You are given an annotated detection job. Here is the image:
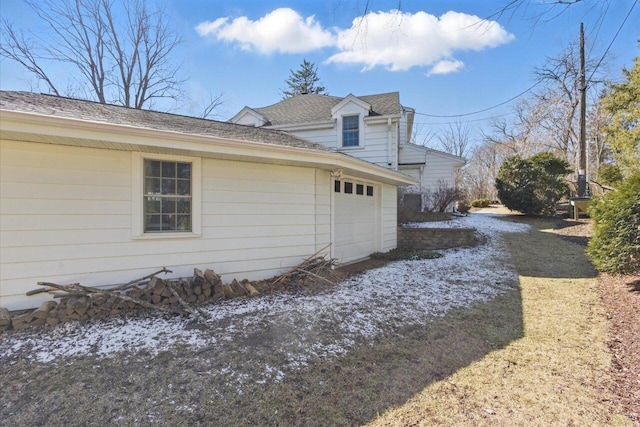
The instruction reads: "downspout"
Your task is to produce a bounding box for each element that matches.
[387,117,392,168]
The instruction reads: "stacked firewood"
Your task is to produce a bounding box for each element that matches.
[0,308,11,332]
[3,252,336,331]
[10,268,241,330]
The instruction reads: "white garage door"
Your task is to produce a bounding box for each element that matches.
[334,179,379,263]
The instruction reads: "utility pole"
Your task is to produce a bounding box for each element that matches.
[578,22,588,197]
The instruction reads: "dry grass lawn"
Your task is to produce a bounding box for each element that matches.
[367,216,631,426]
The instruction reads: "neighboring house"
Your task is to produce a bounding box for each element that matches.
[0,91,416,310]
[230,92,465,211]
[397,143,466,211]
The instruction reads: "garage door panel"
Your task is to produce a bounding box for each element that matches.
[334,180,379,263]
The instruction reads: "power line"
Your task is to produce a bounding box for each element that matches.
[587,0,637,83]
[413,111,516,126]
[414,80,542,118]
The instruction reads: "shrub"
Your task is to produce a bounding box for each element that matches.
[597,164,623,187]
[471,198,490,208]
[423,180,463,212]
[457,199,471,213]
[495,152,571,215]
[587,173,640,274]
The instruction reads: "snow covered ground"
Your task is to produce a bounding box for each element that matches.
[0,212,529,385]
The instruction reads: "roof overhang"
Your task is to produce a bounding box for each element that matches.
[0,109,417,186]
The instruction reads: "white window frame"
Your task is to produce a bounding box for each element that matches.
[341,115,360,147]
[337,114,365,150]
[132,152,202,239]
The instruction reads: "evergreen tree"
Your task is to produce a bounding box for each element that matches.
[601,55,639,177]
[282,59,327,98]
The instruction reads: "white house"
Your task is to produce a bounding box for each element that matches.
[0,91,416,310]
[230,92,465,210]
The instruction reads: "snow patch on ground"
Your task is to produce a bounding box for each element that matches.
[1,212,529,386]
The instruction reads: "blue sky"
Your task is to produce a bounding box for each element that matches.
[1,0,638,146]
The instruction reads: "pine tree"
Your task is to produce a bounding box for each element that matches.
[601,55,640,177]
[282,59,327,98]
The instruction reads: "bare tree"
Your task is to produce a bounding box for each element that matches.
[532,39,607,172]
[490,1,610,27]
[1,0,184,109]
[436,121,472,159]
[199,91,226,120]
[586,94,613,178]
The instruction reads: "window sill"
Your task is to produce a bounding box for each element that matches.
[132,232,202,241]
[339,145,365,151]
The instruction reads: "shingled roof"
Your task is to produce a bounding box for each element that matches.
[0,91,332,152]
[253,92,402,126]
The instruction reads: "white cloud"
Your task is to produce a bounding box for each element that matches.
[195,8,334,54]
[196,8,514,75]
[427,59,464,76]
[326,10,514,73]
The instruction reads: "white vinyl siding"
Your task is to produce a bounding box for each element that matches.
[287,121,391,168]
[0,140,331,310]
[314,169,331,254]
[422,152,457,188]
[381,183,398,252]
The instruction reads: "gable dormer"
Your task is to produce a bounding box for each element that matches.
[229,107,268,127]
[331,94,371,149]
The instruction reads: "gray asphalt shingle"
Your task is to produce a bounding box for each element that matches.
[0,91,333,152]
[254,92,402,126]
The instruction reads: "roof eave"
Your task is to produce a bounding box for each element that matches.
[0,109,416,186]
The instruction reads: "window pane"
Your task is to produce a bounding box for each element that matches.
[176,215,191,231]
[162,214,176,231]
[161,162,176,178]
[334,180,341,193]
[343,131,359,147]
[177,163,191,179]
[367,185,374,196]
[343,116,358,130]
[177,179,191,195]
[143,159,193,233]
[161,178,176,194]
[145,214,161,232]
[144,160,161,178]
[356,184,364,195]
[177,198,191,214]
[162,198,176,214]
[344,182,353,194]
[144,197,161,214]
[144,177,160,194]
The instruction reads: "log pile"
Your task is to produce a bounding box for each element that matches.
[0,308,11,332]
[2,254,337,332]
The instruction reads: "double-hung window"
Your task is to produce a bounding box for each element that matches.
[133,153,201,238]
[342,115,359,147]
[143,159,192,232]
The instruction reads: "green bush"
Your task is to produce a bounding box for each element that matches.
[587,173,640,274]
[597,164,623,187]
[495,152,571,215]
[471,198,490,208]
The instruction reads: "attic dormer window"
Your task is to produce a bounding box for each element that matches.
[342,115,359,147]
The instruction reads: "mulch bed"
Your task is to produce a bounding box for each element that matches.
[552,215,640,423]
